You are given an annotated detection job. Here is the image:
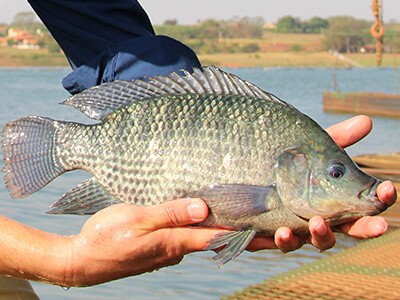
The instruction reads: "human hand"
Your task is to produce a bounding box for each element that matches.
[246,115,397,253]
[64,198,219,286]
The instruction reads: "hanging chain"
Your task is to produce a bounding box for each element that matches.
[370,0,384,65]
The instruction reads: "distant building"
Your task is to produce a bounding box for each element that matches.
[2,28,40,49]
[263,22,276,30]
[0,38,8,47]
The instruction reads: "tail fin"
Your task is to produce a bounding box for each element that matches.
[2,116,66,198]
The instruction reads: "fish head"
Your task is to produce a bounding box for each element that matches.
[276,144,387,225]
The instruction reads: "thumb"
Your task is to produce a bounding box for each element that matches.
[146,198,209,229]
[325,115,372,148]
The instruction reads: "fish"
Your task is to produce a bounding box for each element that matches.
[2,66,387,265]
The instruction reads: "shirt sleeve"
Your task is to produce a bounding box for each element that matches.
[28,0,201,94]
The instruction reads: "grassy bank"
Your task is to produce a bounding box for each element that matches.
[0,48,68,67]
[0,32,398,68]
[199,52,400,68]
[199,52,337,67]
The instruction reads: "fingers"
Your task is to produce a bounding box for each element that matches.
[273,217,336,253]
[153,226,227,255]
[146,198,209,230]
[377,180,397,207]
[274,227,301,253]
[245,236,278,251]
[325,115,372,148]
[337,216,388,239]
[336,181,396,239]
[274,179,396,251]
[83,199,209,233]
[249,219,337,253]
[338,182,394,239]
[309,216,335,251]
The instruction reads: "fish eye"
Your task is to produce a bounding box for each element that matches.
[328,162,346,179]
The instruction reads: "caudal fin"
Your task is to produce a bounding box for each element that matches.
[2,116,66,198]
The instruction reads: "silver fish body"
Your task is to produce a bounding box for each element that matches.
[2,67,386,265]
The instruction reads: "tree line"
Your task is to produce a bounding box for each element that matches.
[3,12,400,54]
[156,15,400,54]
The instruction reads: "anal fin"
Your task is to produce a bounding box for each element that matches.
[47,177,122,215]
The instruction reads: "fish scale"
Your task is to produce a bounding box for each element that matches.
[57,94,276,207]
[2,66,386,265]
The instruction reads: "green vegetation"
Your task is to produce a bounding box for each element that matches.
[155,17,264,40]
[276,16,329,33]
[154,17,264,54]
[154,16,399,55]
[1,12,399,67]
[324,17,372,53]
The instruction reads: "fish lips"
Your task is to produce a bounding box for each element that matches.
[358,179,387,213]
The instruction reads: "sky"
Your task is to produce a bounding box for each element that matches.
[0,0,399,25]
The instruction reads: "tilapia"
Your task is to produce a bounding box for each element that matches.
[2,66,387,265]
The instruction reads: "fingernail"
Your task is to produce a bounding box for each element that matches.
[187,199,207,222]
[311,218,327,236]
[280,231,291,242]
[317,220,327,236]
[369,218,388,236]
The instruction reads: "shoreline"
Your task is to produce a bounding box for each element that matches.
[0,48,398,68]
[198,52,400,68]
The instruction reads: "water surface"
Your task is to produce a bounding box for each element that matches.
[0,67,399,299]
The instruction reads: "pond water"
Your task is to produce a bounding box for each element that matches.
[0,67,399,299]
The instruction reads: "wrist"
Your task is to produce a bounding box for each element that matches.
[48,234,87,287]
[23,233,77,286]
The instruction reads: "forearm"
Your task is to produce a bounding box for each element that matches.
[0,215,73,285]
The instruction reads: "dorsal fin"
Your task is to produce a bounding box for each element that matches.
[62,66,288,120]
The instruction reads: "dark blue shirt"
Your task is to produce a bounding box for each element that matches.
[28,0,201,94]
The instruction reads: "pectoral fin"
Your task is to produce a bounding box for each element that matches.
[188,184,279,218]
[191,184,279,265]
[47,177,123,215]
[205,229,257,266]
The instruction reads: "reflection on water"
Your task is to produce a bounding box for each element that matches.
[0,67,399,299]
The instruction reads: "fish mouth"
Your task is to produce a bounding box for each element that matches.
[358,179,387,213]
[324,179,387,226]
